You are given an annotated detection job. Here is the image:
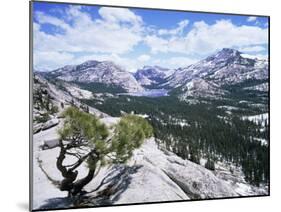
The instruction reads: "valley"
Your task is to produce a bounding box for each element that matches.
[32,48,269,210]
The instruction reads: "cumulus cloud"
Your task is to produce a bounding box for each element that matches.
[144,35,169,54]
[158,19,189,35]
[137,54,151,62]
[58,7,140,53]
[34,51,74,71]
[145,19,268,55]
[98,7,143,25]
[33,5,268,71]
[239,45,266,53]
[152,56,198,69]
[35,12,71,31]
[144,35,187,54]
[247,16,257,22]
[185,20,267,53]
[34,6,144,70]
[241,53,268,60]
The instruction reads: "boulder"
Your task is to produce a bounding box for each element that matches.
[33,123,43,134]
[41,138,60,150]
[42,118,60,131]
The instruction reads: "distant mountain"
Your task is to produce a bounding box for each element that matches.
[42,60,144,93]
[165,48,268,99]
[134,66,175,88]
[38,48,268,99]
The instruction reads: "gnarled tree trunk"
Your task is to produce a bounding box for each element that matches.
[56,140,97,196]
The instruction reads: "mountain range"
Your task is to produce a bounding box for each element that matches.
[38,48,268,99]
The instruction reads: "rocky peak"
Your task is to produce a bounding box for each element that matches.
[219,48,241,56]
[76,60,100,70]
[205,48,242,63]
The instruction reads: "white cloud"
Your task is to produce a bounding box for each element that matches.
[185,20,268,54]
[137,54,151,62]
[98,7,143,26]
[145,19,268,55]
[153,57,198,69]
[35,11,71,31]
[158,19,189,35]
[34,6,143,68]
[144,35,187,54]
[239,45,266,52]
[178,20,190,29]
[34,6,268,71]
[144,35,169,54]
[247,16,257,22]
[34,51,74,71]
[167,57,198,67]
[241,53,268,60]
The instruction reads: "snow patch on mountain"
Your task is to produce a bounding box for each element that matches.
[242,113,268,126]
[179,78,227,99]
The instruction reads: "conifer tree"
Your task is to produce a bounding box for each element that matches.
[56,107,153,197]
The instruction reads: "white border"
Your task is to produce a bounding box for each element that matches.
[1,0,280,212]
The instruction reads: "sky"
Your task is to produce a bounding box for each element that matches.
[33,2,269,72]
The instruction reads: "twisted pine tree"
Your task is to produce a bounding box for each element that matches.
[56,107,153,197]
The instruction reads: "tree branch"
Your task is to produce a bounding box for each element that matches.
[69,150,97,171]
[65,151,82,160]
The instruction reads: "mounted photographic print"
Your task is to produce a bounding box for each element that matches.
[30,0,270,211]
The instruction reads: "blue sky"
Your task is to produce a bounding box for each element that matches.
[33,2,269,72]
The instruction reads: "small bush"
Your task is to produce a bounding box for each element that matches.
[205,158,215,171]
